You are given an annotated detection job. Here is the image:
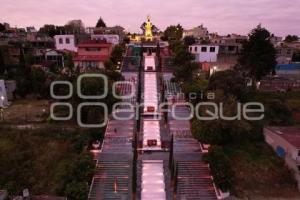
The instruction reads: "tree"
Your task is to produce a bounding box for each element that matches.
[173,48,194,66]
[204,146,233,192]
[163,24,183,41]
[96,17,107,28]
[0,23,5,32]
[292,50,300,62]
[65,19,85,34]
[173,62,198,82]
[238,25,277,82]
[191,91,256,145]
[265,99,294,126]
[65,53,75,70]
[0,46,10,74]
[39,24,59,37]
[181,79,208,103]
[56,151,95,198]
[110,45,125,65]
[208,70,249,102]
[65,182,89,200]
[284,35,299,43]
[30,68,47,96]
[183,36,196,46]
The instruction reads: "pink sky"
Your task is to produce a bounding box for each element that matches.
[0,0,299,36]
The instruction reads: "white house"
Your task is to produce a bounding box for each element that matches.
[54,35,78,52]
[91,34,120,45]
[0,80,8,108]
[189,44,219,62]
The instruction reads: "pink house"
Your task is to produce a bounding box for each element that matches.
[74,40,112,70]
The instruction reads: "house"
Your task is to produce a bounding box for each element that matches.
[93,26,125,41]
[220,34,247,44]
[54,35,78,52]
[183,25,209,40]
[286,41,300,51]
[189,44,219,62]
[264,127,300,191]
[73,40,112,70]
[31,48,65,71]
[276,46,294,64]
[270,35,283,47]
[26,26,37,33]
[91,34,120,45]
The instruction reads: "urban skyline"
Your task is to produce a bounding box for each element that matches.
[1,0,300,36]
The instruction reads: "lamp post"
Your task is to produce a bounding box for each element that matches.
[0,96,5,121]
[210,66,218,76]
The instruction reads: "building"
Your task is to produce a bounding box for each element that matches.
[264,127,300,191]
[91,34,120,45]
[259,76,300,92]
[29,48,65,71]
[286,41,300,50]
[218,43,242,55]
[189,44,219,62]
[26,26,37,33]
[270,35,283,47]
[54,35,78,52]
[276,46,294,64]
[275,63,300,77]
[93,26,125,41]
[73,40,112,70]
[183,25,209,40]
[220,34,247,44]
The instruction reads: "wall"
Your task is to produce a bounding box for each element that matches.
[91,34,120,45]
[77,46,111,56]
[189,45,219,62]
[264,128,300,191]
[54,35,77,52]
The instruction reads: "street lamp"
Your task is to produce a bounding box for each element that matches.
[0,96,5,121]
[213,66,217,72]
[210,66,218,76]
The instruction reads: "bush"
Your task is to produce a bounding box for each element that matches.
[204,146,233,192]
[65,182,89,200]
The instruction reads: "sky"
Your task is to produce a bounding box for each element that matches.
[0,0,299,37]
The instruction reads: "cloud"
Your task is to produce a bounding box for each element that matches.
[0,0,299,36]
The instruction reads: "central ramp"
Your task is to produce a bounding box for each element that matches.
[142,119,161,150]
[141,160,166,200]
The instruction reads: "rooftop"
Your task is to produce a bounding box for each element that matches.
[77,40,112,48]
[266,127,300,148]
[276,63,300,71]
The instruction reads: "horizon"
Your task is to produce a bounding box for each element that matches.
[1,0,300,37]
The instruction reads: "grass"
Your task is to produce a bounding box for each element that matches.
[0,127,101,195]
[2,98,49,123]
[224,141,300,198]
